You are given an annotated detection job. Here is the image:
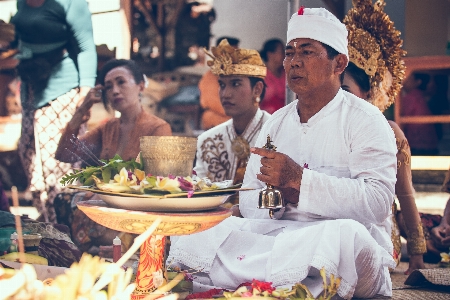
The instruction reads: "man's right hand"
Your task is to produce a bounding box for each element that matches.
[251,147,303,205]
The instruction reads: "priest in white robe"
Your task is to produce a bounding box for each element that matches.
[168,7,397,299]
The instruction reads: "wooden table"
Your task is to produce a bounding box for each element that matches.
[77,200,231,299]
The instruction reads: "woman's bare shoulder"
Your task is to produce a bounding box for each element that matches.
[388,120,406,140]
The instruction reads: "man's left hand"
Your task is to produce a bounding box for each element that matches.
[251,147,303,191]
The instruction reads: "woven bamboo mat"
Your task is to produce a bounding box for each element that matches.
[362,262,450,300]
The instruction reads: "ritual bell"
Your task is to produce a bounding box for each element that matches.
[257,135,284,219]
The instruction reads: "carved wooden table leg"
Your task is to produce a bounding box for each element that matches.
[131,235,166,300]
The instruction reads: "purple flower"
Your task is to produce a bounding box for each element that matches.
[178,177,194,191]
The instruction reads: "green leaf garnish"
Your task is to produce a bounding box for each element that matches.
[60,155,143,186]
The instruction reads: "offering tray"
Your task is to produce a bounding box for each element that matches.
[68,185,249,212]
[77,200,232,299]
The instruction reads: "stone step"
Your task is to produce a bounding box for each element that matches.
[411,156,449,190]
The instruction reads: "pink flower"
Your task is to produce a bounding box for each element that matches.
[178,177,194,191]
[241,291,253,297]
[184,272,194,281]
[303,163,309,169]
[298,6,305,15]
[187,190,194,198]
[192,170,197,176]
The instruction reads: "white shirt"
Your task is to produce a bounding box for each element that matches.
[168,89,397,298]
[240,89,397,253]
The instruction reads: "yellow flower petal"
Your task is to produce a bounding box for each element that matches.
[134,169,145,181]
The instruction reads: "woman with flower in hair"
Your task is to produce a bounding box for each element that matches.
[341,0,426,274]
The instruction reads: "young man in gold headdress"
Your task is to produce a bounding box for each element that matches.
[193,40,271,185]
[169,7,397,299]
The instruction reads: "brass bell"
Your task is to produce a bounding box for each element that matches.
[257,135,284,219]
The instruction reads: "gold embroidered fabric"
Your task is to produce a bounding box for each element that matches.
[231,136,250,185]
[396,137,411,169]
[391,203,401,267]
[205,39,267,78]
[406,224,427,255]
[343,0,406,112]
[200,134,231,182]
[231,136,250,161]
[228,115,265,184]
[198,110,267,183]
[393,135,425,255]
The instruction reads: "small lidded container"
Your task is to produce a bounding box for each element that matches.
[9,232,18,253]
[113,236,122,263]
[22,233,42,254]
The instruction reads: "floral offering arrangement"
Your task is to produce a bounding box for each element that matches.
[0,254,134,300]
[439,248,450,268]
[60,155,236,197]
[185,268,340,300]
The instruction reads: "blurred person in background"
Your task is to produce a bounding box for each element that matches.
[175,0,216,68]
[259,38,286,114]
[401,72,439,155]
[414,168,450,263]
[427,74,449,143]
[11,0,97,223]
[199,36,240,130]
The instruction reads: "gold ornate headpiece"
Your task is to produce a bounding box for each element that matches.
[205,39,266,79]
[344,0,406,111]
